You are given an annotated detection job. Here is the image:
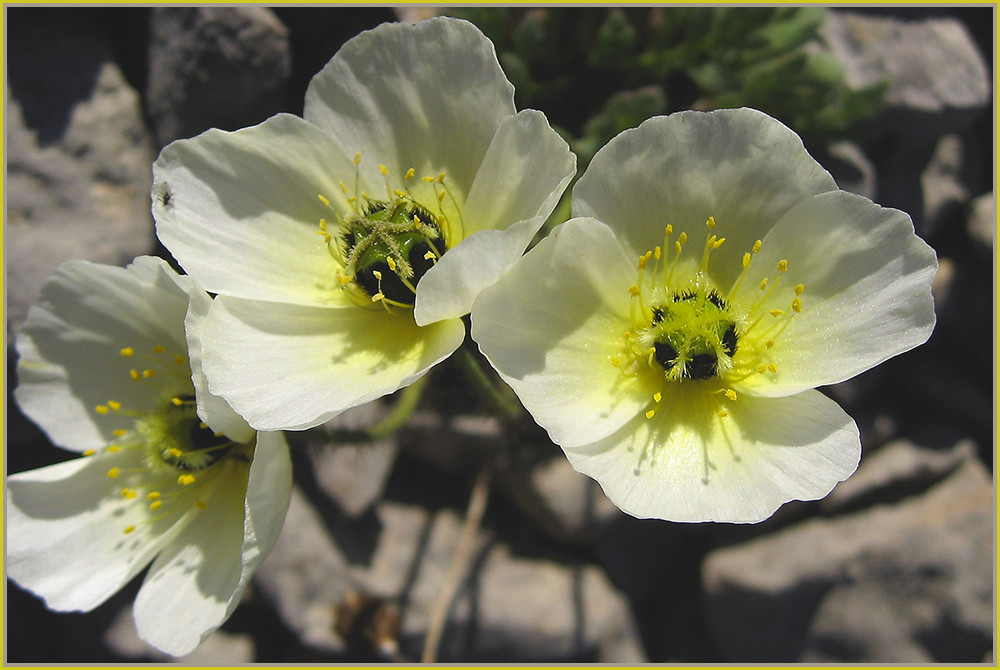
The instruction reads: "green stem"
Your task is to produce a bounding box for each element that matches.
[363,372,429,440]
[456,344,524,423]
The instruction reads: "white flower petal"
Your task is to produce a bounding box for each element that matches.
[564,389,860,523]
[202,295,466,431]
[573,108,838,285]
[153,113,354,307]
[461,109,575,237]
[6,452,185,611]
[473,218,655,446]
[735,190,938,396]
[14,259,191,451]
[304,17,515,196]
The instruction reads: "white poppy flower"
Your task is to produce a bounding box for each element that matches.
[471,108,938,523]
[152,17,575,431]
[7,257,293,656]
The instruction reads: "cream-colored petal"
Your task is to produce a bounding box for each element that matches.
[15,259,192,451]
[573,108,838,287]
[731,190,937,396]
[304,17,515,197]
[153,114,353,307]
[201,296,466,431]
[564,389,860,523]
[473,218,657,446]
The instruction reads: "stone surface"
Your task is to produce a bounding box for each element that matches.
[146,7,291,146]
[5,13,156,340]
[921,134,971,234]
[703,456,993,662]
[966,191,996,254]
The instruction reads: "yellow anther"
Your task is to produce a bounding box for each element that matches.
[645,409,656,419]
[437,190,446,202]
[379,164,388,175]
[83,449,96,456]
[792,298,802,313]
[195,501,208,510]
[678,232,687,244]
[794,284,805,296]
[706,216,716,229]
[149,500,163,511]
[121,488,137,499]
[759,278,769,291]
[318,194,331,207]
[175,356,186,365]
[422,175,434,183]
[95,405,109,415]
[168,447,183,458]
[107,467,120,479]
[654,246,661,260]
[768,363,778,373]
[130,369,140,380]
[766,340,775,349]
[178,474,196,486]
[752,239,762,253]
[770,309,785,318]
[338,274,354,285]
[724,389,738,401]
[107,445,121,453]
[147,491,161,501]
[113,429,128,437]
[142,369,156,378]
[653,392,662,403]
[405,167,415,179]
[171,397,184,406]
[757,365,768,374]
[353,152,361,165]
[674,241,683,254]
[712,237,726,249]
[394,189,407,198]
[361,191,369,201]
[665,224,673,235]
[611,357,621,367]
[436,172,446,183]
[777,259,789,272]
[108,400,121,411]
[718,409,729,418]
[120,347,135,357]
[123,525,136,534]
[339,180,349,194]
[424,251,436,261]
[199,422,208,429]
[628,284,641,297]
[373,270,383,280]
[371,292,385,302]
[386,257,397,271]
[742,252,751,268]
[152,345,165,354]
[638,252,651,270]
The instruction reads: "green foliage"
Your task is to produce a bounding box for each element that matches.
[447,7,887,164]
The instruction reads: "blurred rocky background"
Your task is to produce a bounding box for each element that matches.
[5,6,994,663]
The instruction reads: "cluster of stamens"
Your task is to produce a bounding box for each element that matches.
[317,153,464,312]
[612,216,806,423]
[86,344,248,535]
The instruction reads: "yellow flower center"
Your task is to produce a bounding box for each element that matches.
[612,216,805,422]
[315,153,465,313]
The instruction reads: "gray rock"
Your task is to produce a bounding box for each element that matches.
[966,191,995,254]
[703,455,993,662]
[147,7,291,146]
[6,16,156,341]
[822,141,877,200]
[921,134,971,234]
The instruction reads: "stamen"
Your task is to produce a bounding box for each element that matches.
[120,347,134,357]
[107,467,120,478]
[152,346,165,354]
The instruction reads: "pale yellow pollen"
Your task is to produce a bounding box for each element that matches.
[792,298,802,313]
[653,392,662,403]
[405,168,415,179]
[152,345,165,354]
[379,164,388,175]
[178,474,196,486]
[795,284,805,296]
[95,405,109,415]
[353,152,362,165]
[317,194,331,207]
[130,369,140,381]
[149,500,163,511]
[142,369,156,379]
[628,284,640,297]
[113,429,128,437]
[724,389,738,401]
[147,491,161,501]
[120,347,135,357]
[777,259,789,272]
[108,400,121,411]
[770,309,785,317]
[645,409,656,419]
[752,239,762,253]
[123,525,136,534]
[107,467,120,478]
[386,257,397,271]
[195,501,208,510]
[706,216,716,230]
[759,278,769,291]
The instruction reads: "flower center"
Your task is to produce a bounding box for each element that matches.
[317,154,463,312]
[612,216,806,423]
[88,344,252,536]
